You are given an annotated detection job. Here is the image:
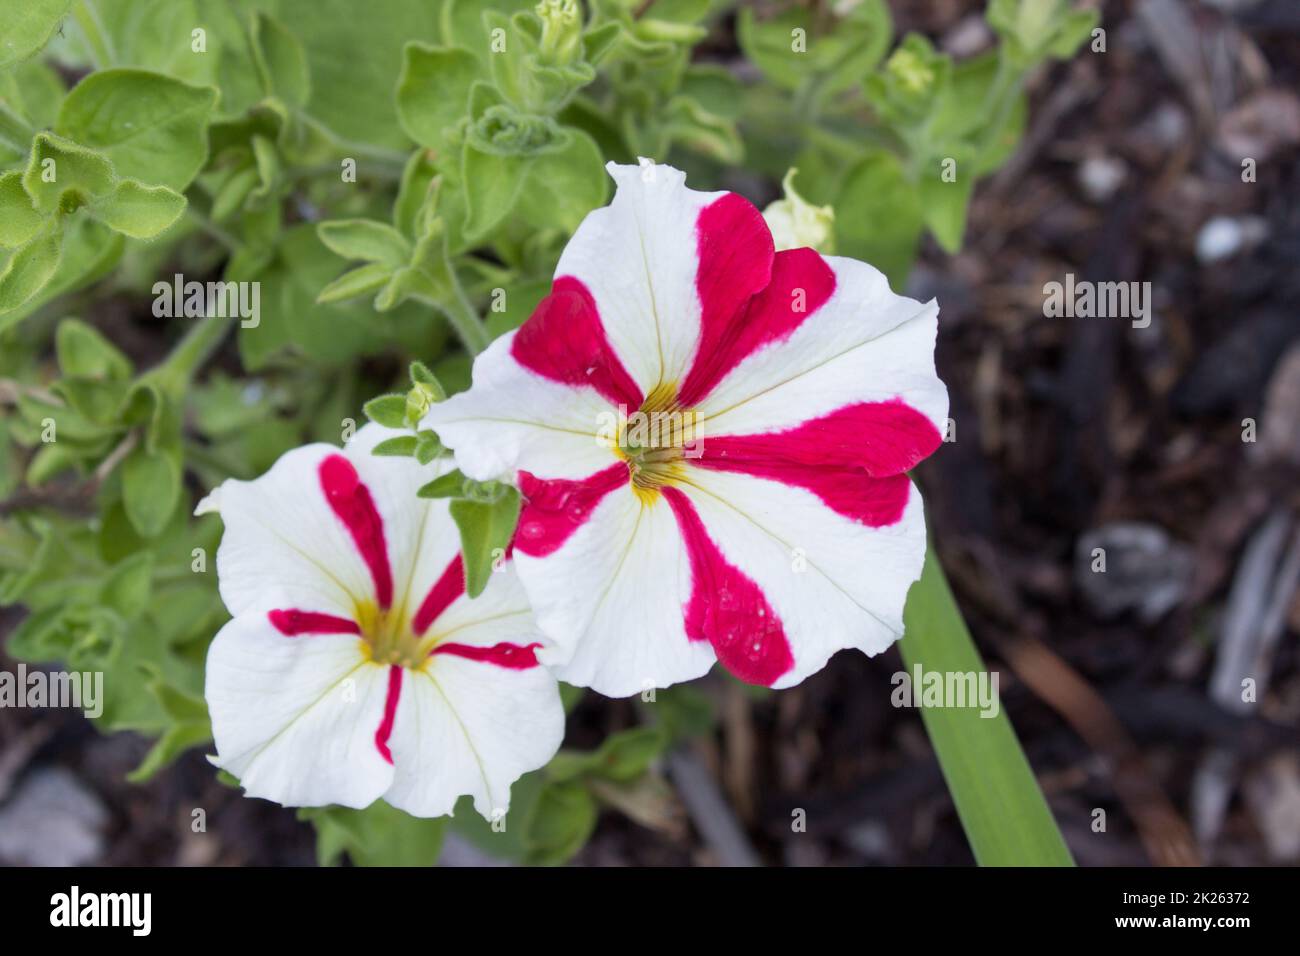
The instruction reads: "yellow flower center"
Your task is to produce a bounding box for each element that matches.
[354,599,428,669]
[615,382,700,504]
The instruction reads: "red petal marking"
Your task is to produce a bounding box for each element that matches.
[267,609,361,636]
[411,555,465,635]
[430,641,543,670]
[695,401,939,526]
[511,275,643,408]
[662,487,794,687]
[374,664,402,765]
[515,462,629,557]
[703,400,943,477]
[678,197,802,407]
[319,454,394,609]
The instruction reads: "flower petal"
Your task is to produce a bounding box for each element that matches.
[514,483,715,697]
[671,467,928,688]
[383,568,563,819]
[678,246,833,407]
[421,332,618,482]
[553,161,773,395]
[693,255,947,441]
[205,613,395,808]
[210,443,377,619]
[208,423,441,618]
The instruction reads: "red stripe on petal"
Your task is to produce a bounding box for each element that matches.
[374,665,402,765]
[511,276,643,408]
[411,555,465,635]
[662,487,793,687]
[430,641,542,670]
[703,400,943,478]
[515,463,629,557]
[267,609,361,636]
[319,454,394,609]
[681,247,832,407]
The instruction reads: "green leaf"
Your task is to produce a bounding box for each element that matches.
[89,179,187,240]
[522,779,598,866]
[900,544,1074,866]
[409,360,446,400]
[300,802,447,866]
[22,133,117,214]
[549,727,669,784]
[0,229,62,315]
[57,69,219,190]
[413,430,443,465]
[441,0,537,62]
[417,469,466,499]
[0,0,71,71]
[210,166,260,222]
[515,127,608,234]
[318,219,412,268]
[274,0,441,149]
[918,162,975,254]
[56,318,133,379]
[834,149,923,289]
[56,0,218,91]
[250,11,311,109]
[363,393,408,428]
[371,435,417,457]
[460,142,525,240]
[988,0,1098,68]
[316,262,393,304]
[126,671,211,783]
[394,149,439,238]
[100,552,154,619]
[396,43,480,152]
[0,171,44,249]
[121,443,181,538]
[0,217,122,333]
[449,486,520,598]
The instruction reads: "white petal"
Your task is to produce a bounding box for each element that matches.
[342,423,465,626]
[205,613,395,808]
[422,558,534,646]
[554,161,731,391]
[211,443,374,619]
[516,486,715,698]
[694,255,947,438]
[676,467,928,688]
[383,649,564,820]
[421,333,618,482]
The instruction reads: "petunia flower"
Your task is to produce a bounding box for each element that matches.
[198,423,564,818]
[423,160,948,697]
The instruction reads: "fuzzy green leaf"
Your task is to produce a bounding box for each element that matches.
[57,69,218,190]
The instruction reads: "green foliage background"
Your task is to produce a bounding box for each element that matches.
[0,0,1094,865]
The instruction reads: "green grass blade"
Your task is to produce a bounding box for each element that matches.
[900,543,1074,866]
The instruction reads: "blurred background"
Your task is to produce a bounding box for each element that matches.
[1,0,1298,866]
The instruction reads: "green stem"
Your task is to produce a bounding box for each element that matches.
[439,259,491,356]
[153,313,235,396]
[185,208,240,252]
[900,542,1074,866]
[295,112,412,171]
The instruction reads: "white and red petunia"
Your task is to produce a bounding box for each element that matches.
[424,161,948,697]
[199,424,563,818]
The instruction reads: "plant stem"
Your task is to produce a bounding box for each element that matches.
[185,209,240,252]
[439,259,491,356]
[153,313,235,396]
[900,541,1074,866]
